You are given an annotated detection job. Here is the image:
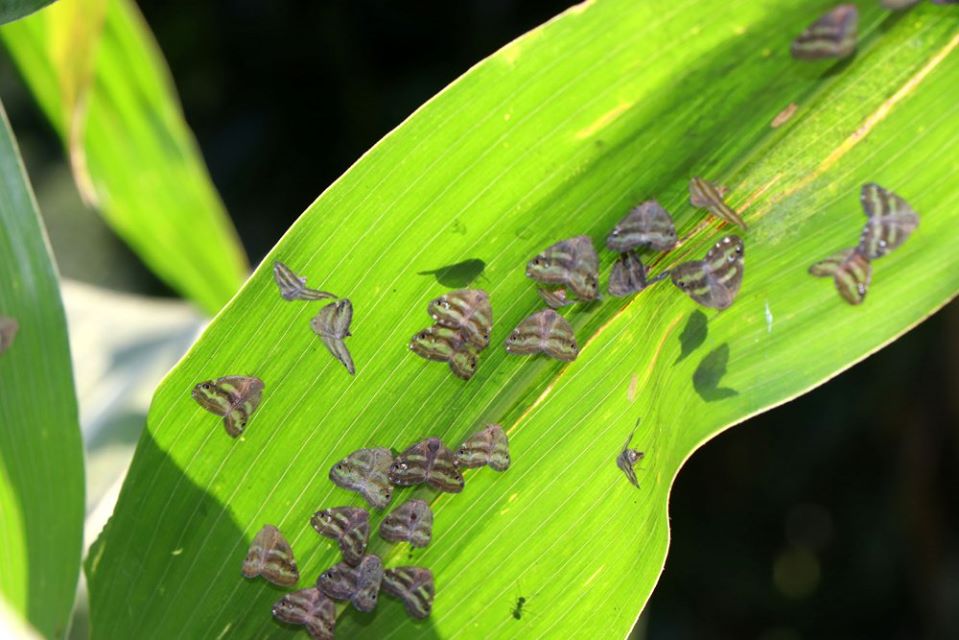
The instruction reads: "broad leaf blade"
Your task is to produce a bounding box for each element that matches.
[0,101,84,639]
[85,1,959,638]
[0,0,55,26]
[1,0,249,314]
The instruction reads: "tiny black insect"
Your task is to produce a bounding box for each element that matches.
[511,596,526,620]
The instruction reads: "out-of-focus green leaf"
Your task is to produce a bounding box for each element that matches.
[84,1,959,638]
[0,100,83,639]
[0,0,56,26]
[1,0,249,314]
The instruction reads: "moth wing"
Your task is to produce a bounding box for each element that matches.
[424,439,465,493]
[351,556,383,612]
[688,178,712,208]
[670,261,713,306]
[703,236,745,308]
[505,311,549,356]
[448,348,478,380]
[790,4,858,60]
[608,252,647,297]
[383,567,434,620]
[616,450,639,487]
[388,440,430,486]
[537,287,573,309]
[273,261,306,300]
[322,336,356,375]
[808,249,855,277]
[834,251,872,305]
[317,563,359,601]
[333,299,353,337]
[296,287,337,301]
[224,409,248,438]
[488,424,511,471]
[542,312,579,361]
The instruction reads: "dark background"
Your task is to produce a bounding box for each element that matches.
[4,1,958,638]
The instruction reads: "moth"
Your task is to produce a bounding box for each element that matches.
[409,325,469,362]
[790,4,858,60]
[329,447,394,509]
[191,375,264,437]
[455,424,510,471]
[379,499,433,548]
[428,289,492,349]
[605,200,677,252]
[448,347,480,381]
[689,177,747,230]
[242,524,299,586]
[809,247,872,305]
[608,251,648,297]
[505,309,579,361]
[272,587,336,640]
[273,261,336,301]
[310,506,369,566]
[311,299,355,375]
[526,235,599,301]
[389,437,465,493]
[409,326,480,381]
[382,566,435,620]
[858,183,919,260]
[616,431,645,487]
[0,316,18,355]
[316,554,384,613]
[669,235,745,310]
[536,287,574,309]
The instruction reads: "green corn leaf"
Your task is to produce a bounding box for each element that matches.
[84,1,959,637]
[0,0,55,26]
[1,0,249,314]
[0,100,84,639]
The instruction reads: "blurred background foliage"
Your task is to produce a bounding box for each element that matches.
[0,1,956,638]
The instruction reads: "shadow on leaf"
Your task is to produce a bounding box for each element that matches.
[418,259,486,288]
[692,343,738,402]
[675,310,708,364]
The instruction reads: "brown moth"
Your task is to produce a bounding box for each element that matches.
[329,447,394,509]
[242,524,299,586]
[608,251,648,297]
[616,431,645,487]
[272,587,336,640]
[0,316,18,355]
[809,247,872,305]
[526,235,599,301]
[389,437,465,493]
[537,287,574,309]
[311,299,355,375]
[428,289,492,349]
[316,554,384,613]
[310,506,369,566]
[858,183,919,260]
[382,566,435,620]
[790,4,858,60]
[273,261,336,301]
[379,499,433,548]
[455,424,510,471]
[670,236,745,310]
[606,200,677,252]
[505,309,579,361]
[689,177,747,230]
[191,375,264,437]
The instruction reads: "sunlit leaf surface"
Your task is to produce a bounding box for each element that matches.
[85,1,959,638]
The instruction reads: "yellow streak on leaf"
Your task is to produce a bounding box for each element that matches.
[574,101,633,139]
[584,565,605,587]
[755,31,959,220]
